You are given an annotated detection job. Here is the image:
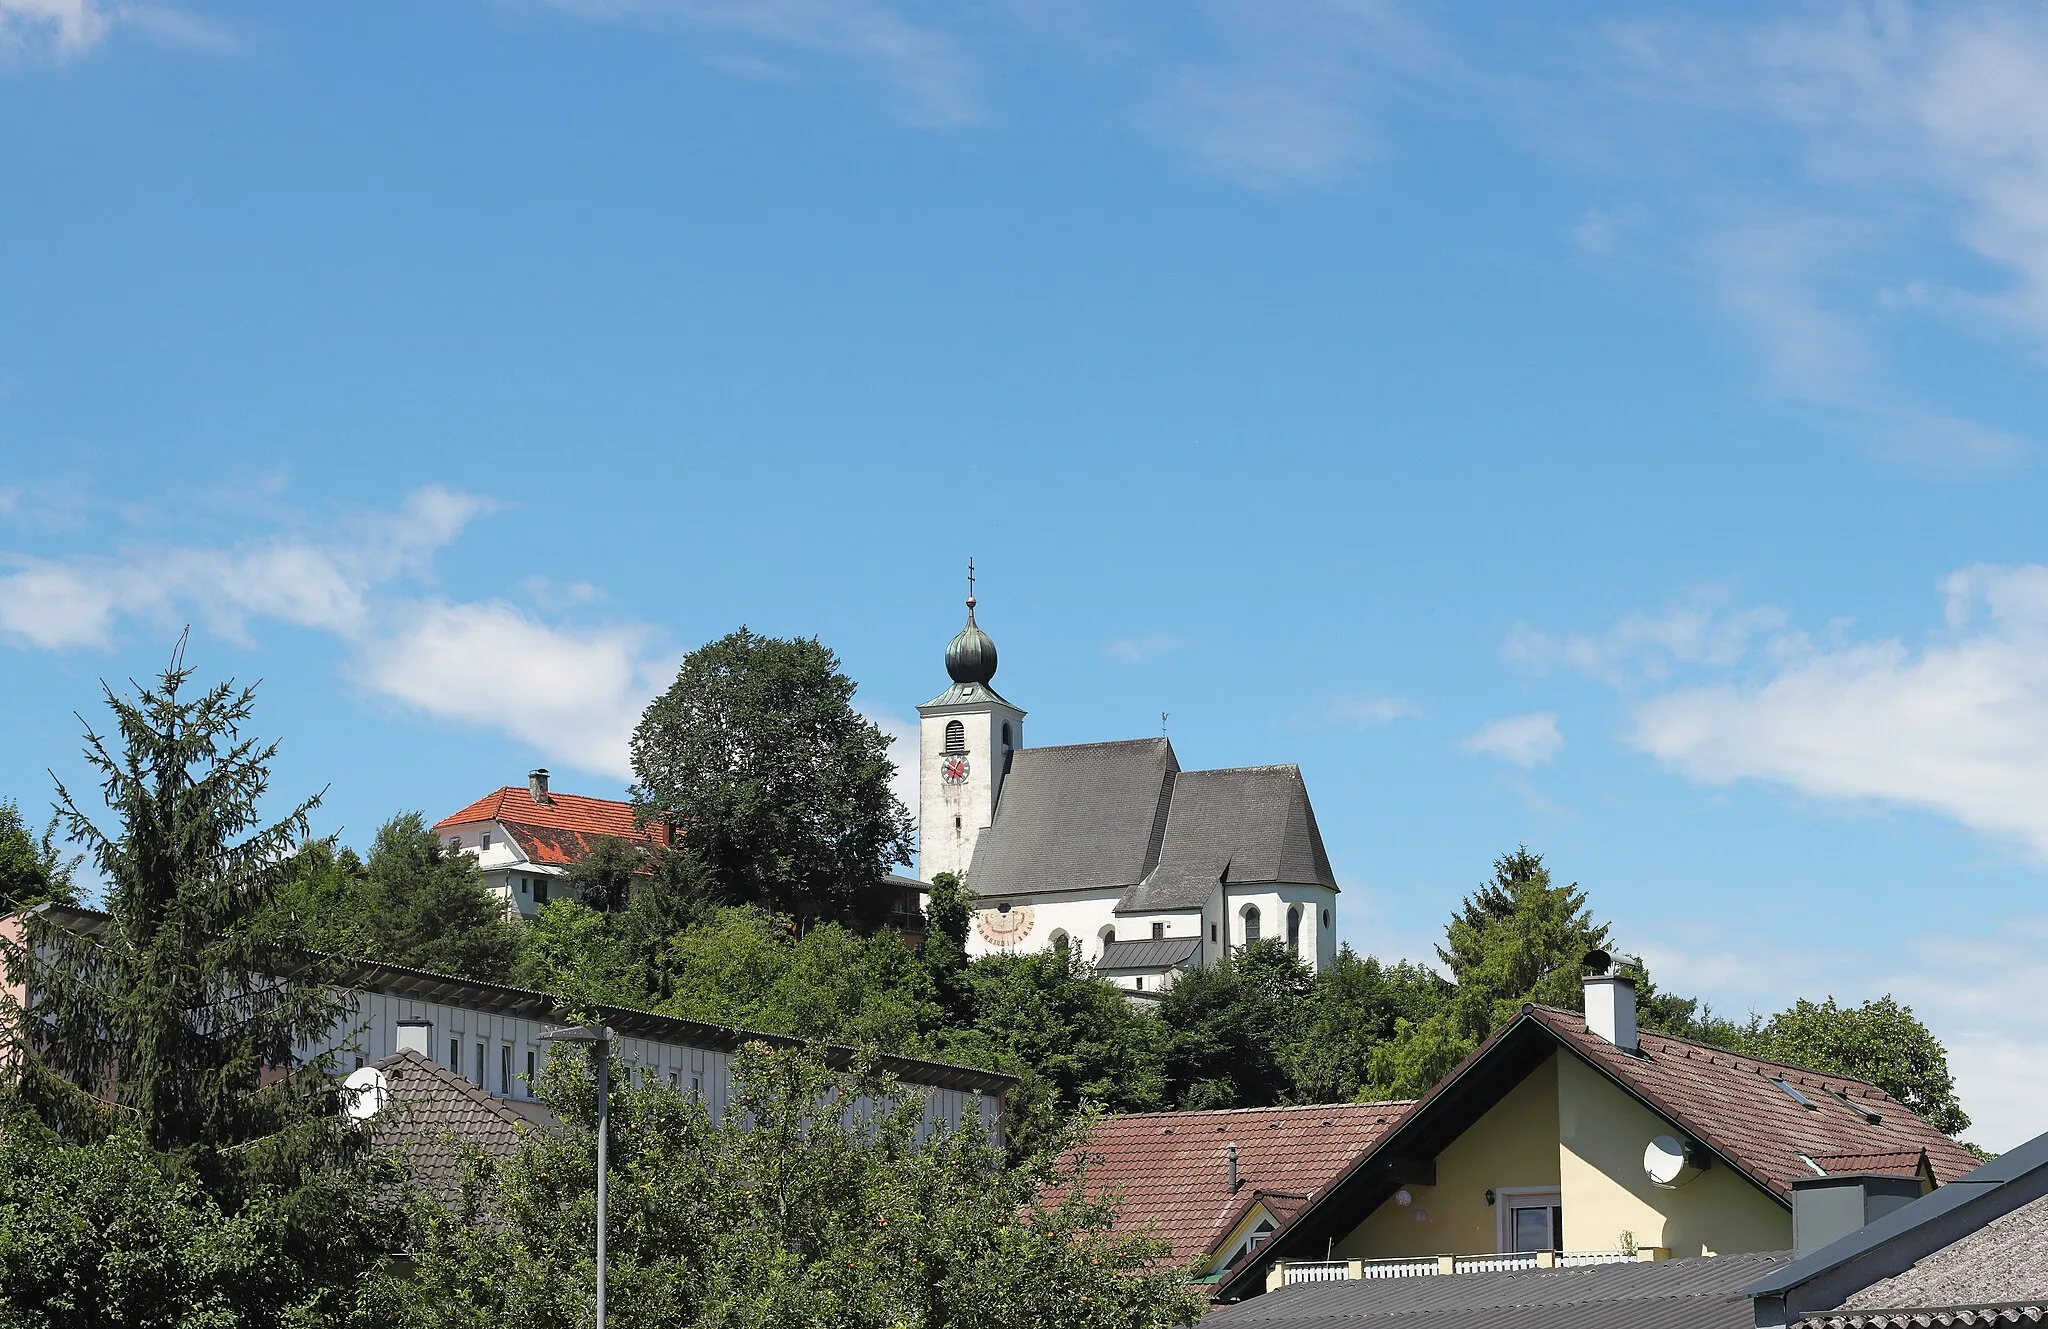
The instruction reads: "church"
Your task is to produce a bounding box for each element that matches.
[917,588,1341,995]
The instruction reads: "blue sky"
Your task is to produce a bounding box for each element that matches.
[6,0,2048,1146]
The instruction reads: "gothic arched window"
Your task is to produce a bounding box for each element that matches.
[1243,906,1261,944]
[944,720,966,754]
[1287,905,1302,956]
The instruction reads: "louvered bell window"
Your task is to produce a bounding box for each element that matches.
[944,720,966,754]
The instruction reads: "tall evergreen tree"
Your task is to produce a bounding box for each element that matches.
[0,797,79,913]
[360,812,519,982]
[629,628,914,925]
[0,644,400,1311]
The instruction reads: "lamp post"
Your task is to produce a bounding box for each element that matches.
[540,1024,614,1329]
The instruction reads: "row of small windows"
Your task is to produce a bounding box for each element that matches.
[1048,905,1332,957]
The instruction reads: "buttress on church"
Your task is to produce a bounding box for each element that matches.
[917,591,1340,996]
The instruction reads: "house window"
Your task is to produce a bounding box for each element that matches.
[1497,1188,1564,1253]
[1135,976,1144,991]
[481,832,492,851]
[499,1045,511,1096]
[1243,906,1261,944]
[449,1037,460,1071]
[1211,922,1218,943]
[518,878,527,895]
[1287,906,1301,955]
[475,1041,486,1087]
[536,878,549,905]
[944,720,966,754]
[526,1048,536,1088]
[1151,921,1166,939]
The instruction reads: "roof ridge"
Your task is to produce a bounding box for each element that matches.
[1526,1004,1896,1097]
[376,1048,533,1129]
[1179,763,1304,777]
[1101,1100,1417,1122]
[1026,737,1174,755]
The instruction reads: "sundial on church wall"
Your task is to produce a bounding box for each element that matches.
[975,902,1034,947]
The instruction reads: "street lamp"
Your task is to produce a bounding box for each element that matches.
[540,1024,614,1329]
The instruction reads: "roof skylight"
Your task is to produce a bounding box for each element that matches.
[1773,1079,1819,1110]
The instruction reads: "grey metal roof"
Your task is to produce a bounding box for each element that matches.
[964,741,1338,910]
[1116,765,1338,913]
[1204,1252,1791,1329]
[1096,936,1202,972]
[965,739,1180,901]
[1749,1125,2048,1320]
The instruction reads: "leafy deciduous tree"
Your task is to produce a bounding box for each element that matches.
[629,628,915,925]
[0,796,78,913]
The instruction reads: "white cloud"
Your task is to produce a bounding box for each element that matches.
[535,0,979,127]
[1329,693,1416,727]
[0,484,492,649]
[1463,711,1562,767]
[0,0,233,60]
[0,0,109,57]
[1131,0,1440,190]
[1636,914,2048,1152]
[1104,634,1181,665]
[1631,564,2048,858]
[353,600,677,779]
[1508,596,1787,686]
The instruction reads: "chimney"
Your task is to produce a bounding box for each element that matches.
[1792,1174,1923,1257]
[1228,1142,1242,1193]
[529,768,552,804]
[1582,949,1639,1053]
[395,1017,432,1059]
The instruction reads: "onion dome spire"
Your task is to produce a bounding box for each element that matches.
[945,558,998,685]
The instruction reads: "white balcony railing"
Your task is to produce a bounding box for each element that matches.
[1272,1249,1650,1290]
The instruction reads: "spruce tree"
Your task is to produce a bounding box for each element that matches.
[0,641,401,1311]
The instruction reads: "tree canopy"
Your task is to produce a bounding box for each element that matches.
[0,797,78,912]
[629,628,915,925]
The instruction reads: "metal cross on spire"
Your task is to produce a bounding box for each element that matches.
[967,556,976,602]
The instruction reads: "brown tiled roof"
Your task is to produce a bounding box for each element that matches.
[1808,1151,1933,1180]
[434,786,672,867]
[1062,1101,1412,1267]
[1524,1006,1982,1201]
[370,1049,554,1205]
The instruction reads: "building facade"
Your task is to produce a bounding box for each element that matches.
[918,592,1341,991]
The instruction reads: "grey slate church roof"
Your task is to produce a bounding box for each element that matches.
[965,737,1339,912]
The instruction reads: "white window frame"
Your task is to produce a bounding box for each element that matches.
[1493,1186,1563,1253]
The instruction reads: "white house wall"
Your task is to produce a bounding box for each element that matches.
[299,987,998,1143]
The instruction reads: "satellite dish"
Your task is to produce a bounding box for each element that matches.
[343,1065,390,1121]
[1644,1134,1703,1188]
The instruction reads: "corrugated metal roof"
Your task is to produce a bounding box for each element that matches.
[1097,936,1203,971]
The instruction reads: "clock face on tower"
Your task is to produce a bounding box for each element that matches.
[941,755,970,785]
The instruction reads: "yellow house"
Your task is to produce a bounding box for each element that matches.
[1215,964,1978,1302]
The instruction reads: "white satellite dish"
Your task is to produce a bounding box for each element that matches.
[1644,1134,1703,1188]
[343,1065,390,1121]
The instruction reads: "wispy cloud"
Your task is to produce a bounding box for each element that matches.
[1507,594,1786,687]
[1627,565,2048,858]
[534,0,980,127]
[1463,711,1562,767]
[1104,633,1181,665]
[1131,0,1442,190]
[0,0,234,61]
[0,487,686,781]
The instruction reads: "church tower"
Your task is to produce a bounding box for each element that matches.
[917,572,1024,883]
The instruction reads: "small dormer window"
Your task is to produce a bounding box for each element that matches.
[944,720,966,755]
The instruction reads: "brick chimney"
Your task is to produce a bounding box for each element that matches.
[528,768,552,804]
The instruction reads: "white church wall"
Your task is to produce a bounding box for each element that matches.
[966,888,1122,961]
[1223,885,1340,974]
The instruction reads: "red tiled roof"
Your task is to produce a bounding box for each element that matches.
[1525,1006,1981,1199]
[1061,1100,1413,1268]
[433,786,671,867]
[370,1049,553,1206]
